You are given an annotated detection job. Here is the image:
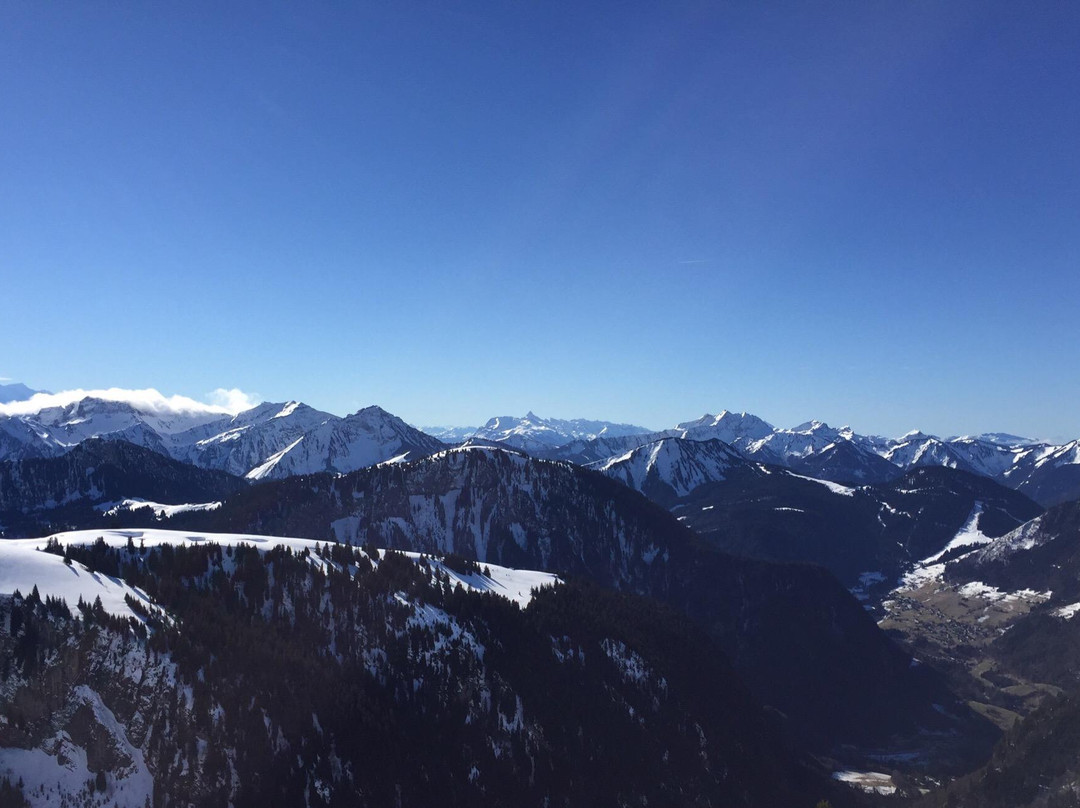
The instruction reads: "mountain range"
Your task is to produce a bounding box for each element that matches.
[428,408,1080,508]
[588,437,1043,594]
[423,412,653,451]
[3,384,1080,804]
[0,394,444,481]
[1,387,1078,508]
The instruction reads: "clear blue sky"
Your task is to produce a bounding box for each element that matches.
[2,1,1078,440]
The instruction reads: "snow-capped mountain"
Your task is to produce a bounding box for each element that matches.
[469,412,651,452]
[1001,440,1080,507]
[0,416,64,462]
[241,405,446,480]
[0,392,445,482]
[545,430,680,464]
[935,500,1080,624]
[0,391,238,462]
[173,402,445,479]
[3,388,1077,505]
[547,411,778,466]
[676,410,776,450]
[587,438,750,502]
[882,431,980,475]
[418,425,479,442]
[174,401,337,476]
[964,432,1045,448]
[943,435,1027,478]
[787,438,899,483]
[584,432,1042,594]
[552,412,1078,506]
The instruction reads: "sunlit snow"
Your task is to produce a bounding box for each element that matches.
[0,528,560,619]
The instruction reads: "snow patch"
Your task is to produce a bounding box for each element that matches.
[921,503,993,565]
[272,401,300,419]
[956,581,1051,604]
[783,471,856,496]
[832,770,896,796]
[245,436,305,480]
[0,686,154,808]
[0,529,562,621]
[97,499,222,519]
[1054,602,1080,620]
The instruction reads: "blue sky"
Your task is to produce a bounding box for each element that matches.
[2,1,1078,440]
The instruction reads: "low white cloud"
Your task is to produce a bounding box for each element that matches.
[208,388,262,413]
[0,387,261,418]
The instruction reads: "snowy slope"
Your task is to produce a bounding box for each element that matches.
[675,411,775,451]
[898,503,998,589]
[0,530,331,620]
[745,420,841,460]
[883,433,977,474]
[240,405,445,479]
[0,538,161,620]
[1002,440,1080,506]
[966,515,1051,565]
[0,392,448,482]
[96,499,223,519]
[588,438,747,499]
[0,390,240,462]
[946,437,1027,478]
[0,528,560,618]
[0,528,562,808]
[176,401,335,476]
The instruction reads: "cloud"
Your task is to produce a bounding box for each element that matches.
[0,376,11,383]
[208,388,261,413]
[0,387,261,418]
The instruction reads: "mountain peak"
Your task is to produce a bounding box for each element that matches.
[352,404,393,418]
[792,420,832,433]
[899,429,932,442]
[676,410,775,441]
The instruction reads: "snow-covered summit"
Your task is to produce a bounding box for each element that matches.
[0,390,444,481]
[589,437,746,499]
[0,391,247,462]
[185,402,444,480]
[471,412,652,452]
[676,410,775,442]
[0,388,253,420]
[897,429,930,442]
